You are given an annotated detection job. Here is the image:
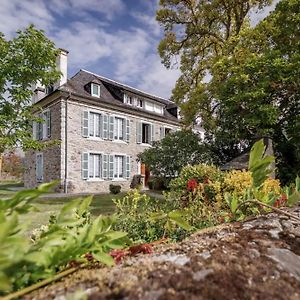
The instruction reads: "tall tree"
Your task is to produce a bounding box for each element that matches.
[0,25,60,154]
[214,0,300,182]
[156,0,272,127]
[138,130,211,181]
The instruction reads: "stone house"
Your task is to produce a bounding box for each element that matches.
[24,50,180,193]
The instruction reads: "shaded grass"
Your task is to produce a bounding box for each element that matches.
[0,180,24,190]
[21,193,126,233]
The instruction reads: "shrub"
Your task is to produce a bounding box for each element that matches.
[223,170,252,196]
[169,164,224,204]
[109,184,121,194]
[148,177,166,190]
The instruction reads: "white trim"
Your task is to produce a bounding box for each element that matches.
[88,152,103,180]
[91,83,100,98]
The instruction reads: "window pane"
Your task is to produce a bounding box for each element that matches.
[92,84,99,96]
[89,113,94,136]
[95,114,100,137]
[114,156,118,177]
[119,119,123,139]
[89,155,94,177]
[119,156,124,177]
[95,155,100,177]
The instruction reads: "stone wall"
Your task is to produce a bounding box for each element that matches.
[24,100,63,191]
[25,98,180,193]
[64,100,179,193]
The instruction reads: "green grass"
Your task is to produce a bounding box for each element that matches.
[21,193,126,233]
[0,180,24,190]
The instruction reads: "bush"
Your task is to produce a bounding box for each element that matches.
[109,184,121,194]
[148,177,166,190]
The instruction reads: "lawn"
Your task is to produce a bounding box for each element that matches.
[20,193,127,233]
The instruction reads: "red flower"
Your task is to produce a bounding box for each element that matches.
[187,179,198,192]
[273,193,287,208]
[109,249,128,264]
[129,243,152,256]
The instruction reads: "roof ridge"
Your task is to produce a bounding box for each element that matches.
[80,69,173,104]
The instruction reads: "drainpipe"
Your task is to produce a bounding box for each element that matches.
[64,93,71,193]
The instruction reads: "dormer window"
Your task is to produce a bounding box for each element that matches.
[136,99,143,108]
[124,94,133,105]
[91,83,100,98]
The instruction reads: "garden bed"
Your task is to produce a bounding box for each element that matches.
[23,205,300,300]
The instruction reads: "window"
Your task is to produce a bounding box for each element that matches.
[89,112,101,138]
[91,83,100,97]
[114,117,124,140]
[82,153,130,180]
[142,123,151,144]
[136,99,143,108]
[88,153,102,179]
[45,85,54,95]
[34,110,51,140]
[36,153,43,182]
[124,94,133,105]
[165,127,172,135]
[145,101,163,115]
[114,155,124,179]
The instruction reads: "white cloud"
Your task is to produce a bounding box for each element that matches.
[0,0,179,98]
[0,0,53,37]
[47,0,125,20]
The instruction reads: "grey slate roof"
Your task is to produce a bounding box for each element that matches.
[58,70,179,123]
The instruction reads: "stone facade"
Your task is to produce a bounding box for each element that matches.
[25,96,180,194]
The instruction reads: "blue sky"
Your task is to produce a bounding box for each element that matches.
[0,0,278,99]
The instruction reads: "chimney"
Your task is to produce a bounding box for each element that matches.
[56,48,68,87]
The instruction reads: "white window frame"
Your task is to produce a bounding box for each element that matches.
[124,94,133,105]
[36,153,43,183]
[114,155,125,179]
[88,152,103,180]
[141,122,151,144]
[136,98,143,108]
[91,83,100,98]
[114,117,124,141]
[89,111,102,138]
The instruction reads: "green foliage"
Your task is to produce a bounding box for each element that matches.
[157,0,300,184]
[113,189,193,242]
[0,25,61,154]
[138,130,211,183]
[109,184,121,194]
[0,183,130,295]
[248,139,275,188]
[169,164,223,195]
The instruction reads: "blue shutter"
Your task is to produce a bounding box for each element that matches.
[136,121,142,144]
[126,156,130,179]
[102,154,108,179]
[109,116,114,140]
[38,114,43,140]
[108,155,114,179]
[82,111,89,137]
[103,114,108,139]
[126,119,130,143]
[82,152,89,179]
